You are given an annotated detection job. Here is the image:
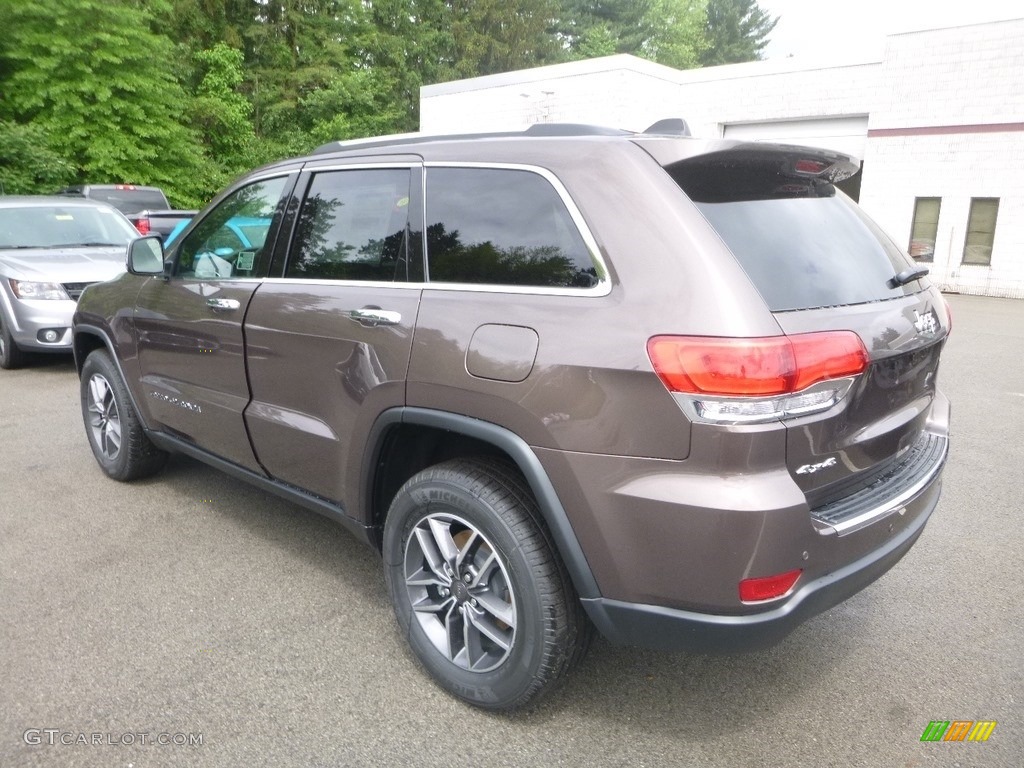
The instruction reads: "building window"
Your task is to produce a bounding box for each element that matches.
[962,198,999,266]
[908,197,940,262]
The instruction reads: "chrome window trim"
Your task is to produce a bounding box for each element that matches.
[422,162,611,297]
[296,162,420,172]
[261,277,423,291]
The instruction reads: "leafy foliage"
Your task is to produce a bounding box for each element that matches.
[0,0,776,205]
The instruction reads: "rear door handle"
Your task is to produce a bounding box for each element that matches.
[207,298,241,312]
[349,308,402,327]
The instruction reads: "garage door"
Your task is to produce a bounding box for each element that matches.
[723,116,869,160]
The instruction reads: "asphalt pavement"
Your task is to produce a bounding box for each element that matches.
[1,293,1021,767]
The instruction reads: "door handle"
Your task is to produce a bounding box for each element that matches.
[207,298,241,312]
[349,308,402,327]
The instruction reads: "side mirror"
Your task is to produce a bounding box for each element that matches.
[127,235,166,276]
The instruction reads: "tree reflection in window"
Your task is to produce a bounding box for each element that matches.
[176,177,285,278]
[288,169,413,282]
[426,168,599,288]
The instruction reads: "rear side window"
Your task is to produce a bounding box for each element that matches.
[425,167,598,289]
[287,169,414,282]
[668,152,917,311]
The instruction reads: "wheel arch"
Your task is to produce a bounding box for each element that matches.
[363,407,601,600]
[73,324,152,432]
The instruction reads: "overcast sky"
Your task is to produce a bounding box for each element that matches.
[757,0,1024,59]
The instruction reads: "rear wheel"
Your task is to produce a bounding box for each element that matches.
[0,316,27,369]
[80,349,168,481]
[383,458,591,710]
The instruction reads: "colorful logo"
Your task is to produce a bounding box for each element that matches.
[920,721,997,742]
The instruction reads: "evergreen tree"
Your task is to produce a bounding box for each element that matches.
[699,0,777,66]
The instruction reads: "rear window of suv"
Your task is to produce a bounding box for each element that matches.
[667,151,917,312]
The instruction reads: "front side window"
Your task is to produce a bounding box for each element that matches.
[908,197,941,262]
[175,177,286,279]
[425,167,599,289]
[286,169,415,282]
[962,198,999,266]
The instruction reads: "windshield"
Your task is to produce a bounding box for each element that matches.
[0,206,139,249]
[667,152,919,311]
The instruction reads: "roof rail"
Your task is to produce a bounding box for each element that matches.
[523,123,632,137]
[311,119,692,155]
[312,122,638,155]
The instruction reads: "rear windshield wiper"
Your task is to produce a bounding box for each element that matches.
[889,266,929,288]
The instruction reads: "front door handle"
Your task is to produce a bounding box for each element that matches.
[349,308,402,327]
[207,298,241,312]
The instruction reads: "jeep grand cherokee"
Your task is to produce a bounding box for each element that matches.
[73,122,950,710]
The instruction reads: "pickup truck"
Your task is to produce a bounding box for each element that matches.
[127,209,197,242]
[56,185,195,242]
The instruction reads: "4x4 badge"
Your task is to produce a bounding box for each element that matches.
[914,309,939,336]
[796,457,837,475]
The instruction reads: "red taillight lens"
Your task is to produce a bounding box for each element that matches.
[647,332,868,397]
[794,159,828,174]
[135,218,150,235]
[739,568,803,602]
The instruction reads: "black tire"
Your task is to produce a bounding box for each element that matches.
[383,457,591,710]
[0,315,28,370]
[80,349,168,481]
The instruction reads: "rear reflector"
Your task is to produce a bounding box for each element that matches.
[739,568,803,602]
[647,332,868,397]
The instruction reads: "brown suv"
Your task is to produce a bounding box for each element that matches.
[73,123,950,710]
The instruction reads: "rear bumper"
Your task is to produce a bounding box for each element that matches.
[581,473,941,652]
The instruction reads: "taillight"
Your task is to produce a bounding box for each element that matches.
[647,332,868,424]
[135,218,150,235]
[739,568,803,602]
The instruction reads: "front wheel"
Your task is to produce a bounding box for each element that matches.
[0,315,27,369]
[80,349,168,481]
[383,458,591,710]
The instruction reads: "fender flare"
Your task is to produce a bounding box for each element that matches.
[73,323,153,432]
[364,407,601,600]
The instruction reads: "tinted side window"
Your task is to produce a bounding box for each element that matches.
[425,168,598,288]
[176,177,286,279]
[287,169,414,282]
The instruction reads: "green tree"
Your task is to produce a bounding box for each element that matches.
[642,0,708,70]
[0,0,212,206]
[0,121,75,194]
[189,42,257,180]
[446,0,564,79]
[700,0,777,66]
[559,0,707,70]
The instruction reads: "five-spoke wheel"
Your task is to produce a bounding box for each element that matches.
[384,458,590,710]
[80,350,167,481]
[86,373,122,461]
[404,512,517,673]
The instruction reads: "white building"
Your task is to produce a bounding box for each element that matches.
[420,18,1024,298]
